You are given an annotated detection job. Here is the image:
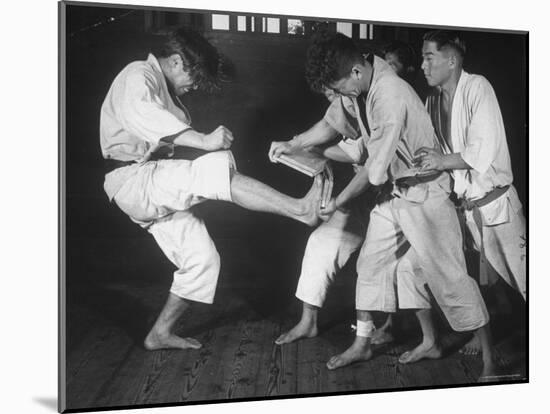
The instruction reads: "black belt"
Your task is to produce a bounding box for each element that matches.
[104,158,135,174]
[394,170,443,189]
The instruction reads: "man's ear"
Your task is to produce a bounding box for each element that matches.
[448,53,457,69]
[169,54,183,68]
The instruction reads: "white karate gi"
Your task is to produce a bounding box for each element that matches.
[296,128,430,311]
[426,71,526,299]
[100,54,236,304]
[323,56,488,331]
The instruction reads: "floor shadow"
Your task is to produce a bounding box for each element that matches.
[33,397,57,412]
[68,282,157,346]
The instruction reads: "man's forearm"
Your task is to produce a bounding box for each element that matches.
[335,165,371,209]
[322,145,355,163]
[442,153,471,170]
[163,129,207,150]
[293,118,339,148]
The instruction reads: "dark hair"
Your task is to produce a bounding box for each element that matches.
[153,28,222,92]
[305,31,364,93]
[422,30,466,58]
[383,41,418,72]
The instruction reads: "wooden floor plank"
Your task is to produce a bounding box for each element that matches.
[66,325,135,410]
[64,279,527,410]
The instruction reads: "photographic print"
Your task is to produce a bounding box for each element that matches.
[59,1,528,411]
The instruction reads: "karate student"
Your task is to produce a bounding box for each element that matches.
[411,30,526,354]
[270,88,379,345]
[383,41,417,87]
[289,31,495,380]
[100,28,323,351]
[270,45,430,348]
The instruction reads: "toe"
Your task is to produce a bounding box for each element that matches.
[275,335,286,345]
[398,351,411,364]
[186,337,202,349]
[326,356,338,369]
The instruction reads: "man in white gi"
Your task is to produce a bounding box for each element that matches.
[270,76,429,349]
[100,28,322,351]
[282,31,495,379]
[412,30,526,354]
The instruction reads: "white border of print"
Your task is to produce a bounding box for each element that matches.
[3,0,543,413]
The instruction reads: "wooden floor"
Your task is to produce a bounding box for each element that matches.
[64,232,527,411]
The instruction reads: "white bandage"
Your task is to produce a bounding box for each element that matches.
[351,320,376,338]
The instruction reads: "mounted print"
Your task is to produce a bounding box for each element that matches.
[59,0,528,412]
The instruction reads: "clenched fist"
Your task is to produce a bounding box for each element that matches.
[202,125,234,151]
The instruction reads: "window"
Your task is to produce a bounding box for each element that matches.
[359,24,368,39]
[237,15,246,31]
[336,22,352,38]
[288,19,304,35]
[262,17,280,33]
[212,14,229,30]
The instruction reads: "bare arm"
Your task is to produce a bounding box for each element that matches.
[269,118,339,161]
[335,165,371,209]
[414,147,471,171]
[162,125,234,152]
[320,165,370,219]
[322,144,355,163]
[293,118,340,148]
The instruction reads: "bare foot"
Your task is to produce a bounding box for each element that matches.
[299,175,324,227]
[275,320,318,345]
[144,329,202,351]
[478,359,498,383]
[371,328,394,345]
[398,342,442,364]
[459,335,481,356]
[326,337,373,370]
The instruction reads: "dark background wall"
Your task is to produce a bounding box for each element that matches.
[64,4,527,291]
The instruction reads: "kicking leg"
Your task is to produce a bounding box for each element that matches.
[399,309,442,364]
[326,310,374,370]
[144,293,202,350]
[230,172,323,226]
[275,302,319,345]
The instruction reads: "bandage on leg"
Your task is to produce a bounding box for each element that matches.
[351,320,376,338]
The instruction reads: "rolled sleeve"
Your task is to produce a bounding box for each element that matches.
[337,138,366,164]
[323,97,361,140]
[120,71,191,145]
[460,78,502,175]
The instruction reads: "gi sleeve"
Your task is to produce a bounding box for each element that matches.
[364,85,406,185]
[119,70,192,145]
[323,97,361,140]
[460,77,503,175]
[337,137,367,165]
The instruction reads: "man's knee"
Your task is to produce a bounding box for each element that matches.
[171,246,221,304]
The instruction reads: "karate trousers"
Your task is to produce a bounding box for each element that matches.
[355,180,489,332]
[296,194,431,312]
[109,151,236,304]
